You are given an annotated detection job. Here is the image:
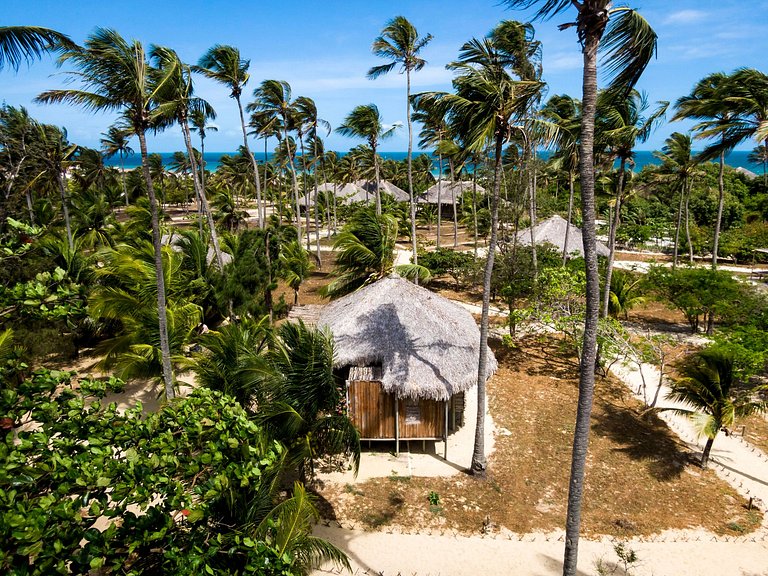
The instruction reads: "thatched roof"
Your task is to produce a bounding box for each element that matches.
[317,274,496,401]
[515,214,610,258]
[298,182,370,207]
[355,179,410,202]
[420,180,486,204]
[734,166,758,180]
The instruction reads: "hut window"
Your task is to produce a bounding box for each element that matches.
[404,399,421,424]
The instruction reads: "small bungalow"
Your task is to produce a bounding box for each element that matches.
[419,179,486,205]
[355,179,410,203]
[515,214,610,258]
[315,274,496,457]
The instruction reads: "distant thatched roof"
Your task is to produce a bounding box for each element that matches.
[420,180,485,204]
[298,182,369,207]
[515,214,610,258]
[734,166,758,180]
[355,179,410,202]
[317,274,496,401]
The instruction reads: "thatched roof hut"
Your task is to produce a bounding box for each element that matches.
[515,214,610,258]
[317,274,496,401]
[355,179,410,202]
[420,180,486,205]
[298,182,368,207]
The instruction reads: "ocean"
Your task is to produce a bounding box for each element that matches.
[105,150,766,176]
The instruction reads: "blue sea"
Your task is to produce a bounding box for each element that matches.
[106,150,766,176]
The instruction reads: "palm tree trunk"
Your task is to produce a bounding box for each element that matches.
[181,118,224,270]
[685,180,693,264]
[406,69,419,283]
[300,135,312,251]
[312,140,322,266]
[601,158,626,318]
[235,94,263,229]
[563,171,574,266]
[562,33,601,576]
[263,137,270,221]
[526,144,538,281]
[470,134,503,477]
[472,162,479,258]
[373,144,382,216]
[137,130,175,399]
[197,136,205,236]
[449,158,458,248]
[712,149,725,269]
[57,171,73,251]
[436,155,443,248]
[284,127,302,243]
[672,180,684,271]
[701,435,716,468]
[120,153,128,207]
[25,189,35,225]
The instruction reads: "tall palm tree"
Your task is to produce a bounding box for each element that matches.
[294,96,330,263]
[652,132,702,269]
[413,98,448,248]
[673,72,737,269]
[542,94,581,264]
[336,104,398,216]
[664,347,767,468]
[0,26,73,71]
[597,89,666,317]
[36,28,179,398]
[748,144,768,186]
[416,20,545,477]
[36,123,77,251]
[250,80,302,239]
[194,45,264,228]
[150,46,225,271]
[504,3,658,573]
[367,16,433,269]
[190,108,218,232]
[100,124,134,207]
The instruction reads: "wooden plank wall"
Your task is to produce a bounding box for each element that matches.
[348,380,445,440]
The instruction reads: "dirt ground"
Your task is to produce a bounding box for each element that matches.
[313,336,762,538]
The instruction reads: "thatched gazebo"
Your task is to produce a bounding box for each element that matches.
[420,179,485,204]
[515,214,610,258]
[317,274,496,456]
[355,179,410,202]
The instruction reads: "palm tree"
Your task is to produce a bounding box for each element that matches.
[748,144,768,186]
[36,123,77,251]
[250,80,302,239]
[0,26,73,71]
[336,104,398,216]
[504,3,658,573]
[413,98,449,248]
[36,28,178,398]
[416,20,544,477]
[194,45,264,228]
[190,107,218,234]
[280,240,314,306]
[542,94,581,265]
[294,95,331,263]
[597,89,666,317]
[150,46,225,271]
[100,124,134,206]
[320,206,427,299]
[367,16,433,269]
[652,132,702,269]
[664,347,767,468]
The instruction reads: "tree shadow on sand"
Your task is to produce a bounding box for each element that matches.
[591,402,688,481]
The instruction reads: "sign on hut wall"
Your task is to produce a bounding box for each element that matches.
[404,399,421,424]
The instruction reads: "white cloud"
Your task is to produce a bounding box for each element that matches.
[545,52,582,73]
[663,10,707,25]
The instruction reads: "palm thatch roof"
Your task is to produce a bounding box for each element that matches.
[317,274,496,401]
[515,214,610,258]
[734,166,758,180]
[298,182,368,207]
[420,180,486,205]
[355,179,410,202]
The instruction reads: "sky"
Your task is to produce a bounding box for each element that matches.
[3,0,767,154]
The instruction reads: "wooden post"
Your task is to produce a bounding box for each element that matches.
[395,395,400,456]
[444,400,449,460]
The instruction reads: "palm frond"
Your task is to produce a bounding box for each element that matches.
[601,9,657,93]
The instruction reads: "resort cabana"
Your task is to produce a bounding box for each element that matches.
[316,274,496,457]
[515,214,610,258]
[419,180,485,205]
[354,179,410,202]
[298,182,366,207]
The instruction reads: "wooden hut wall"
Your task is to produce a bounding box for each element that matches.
[347,379,445,440]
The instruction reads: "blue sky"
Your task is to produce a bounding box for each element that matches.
[3,0,767,153]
